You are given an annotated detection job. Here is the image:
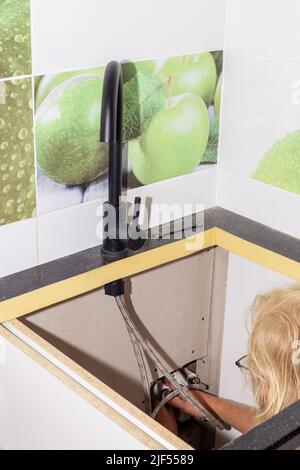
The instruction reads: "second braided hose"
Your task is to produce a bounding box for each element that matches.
[116,295,225,431]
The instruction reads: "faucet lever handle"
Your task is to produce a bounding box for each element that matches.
[133,196,142,225]
[128,197,145,251]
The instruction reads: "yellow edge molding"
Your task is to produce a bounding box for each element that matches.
[0,229,216,323]
[215,229,300,282]
[0,226,299,323]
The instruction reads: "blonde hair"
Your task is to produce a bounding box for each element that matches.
[248,285,300,424]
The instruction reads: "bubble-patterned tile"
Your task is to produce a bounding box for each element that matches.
[0,0,32,79]
[0,77,36,225]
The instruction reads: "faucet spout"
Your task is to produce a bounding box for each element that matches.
[100,60,123,209]
[100,61,126,258]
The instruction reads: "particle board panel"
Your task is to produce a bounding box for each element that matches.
[0,321,190,450]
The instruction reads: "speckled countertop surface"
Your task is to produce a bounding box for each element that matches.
[223,399,300,450]
[0,206,299,303]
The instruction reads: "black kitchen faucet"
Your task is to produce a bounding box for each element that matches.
[100,61,145,296]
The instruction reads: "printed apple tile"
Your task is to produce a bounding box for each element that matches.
[0,0,32,79]
[34,52,222,214]
[0,77,36,225]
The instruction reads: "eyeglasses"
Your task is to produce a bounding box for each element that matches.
[235,355,248,371]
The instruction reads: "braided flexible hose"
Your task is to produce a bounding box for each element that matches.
[124,321,152,414]
[151,384,208,419]
[116,295,225,431]
[151,390,180,419]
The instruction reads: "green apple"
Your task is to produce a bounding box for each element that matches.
[214,73,222,116]
[129,93,209,185]
[253,130,300,194]
[36,75,108,186]
[0,0,31,78]
[36,67,105,108]
[122,59,156,83]
[156,53,217,105]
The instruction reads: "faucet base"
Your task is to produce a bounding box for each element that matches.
[101,240,128,258]
[104,279,124,297]
[101,242,127,297]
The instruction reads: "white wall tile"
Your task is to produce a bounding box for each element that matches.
[128,165,217,228]
[218,169,300,240]
[37,199,101,264]
[38,166,217,263]
[226,0,300,63]
[219,50,300,176]
[31,0,226,75]
[0,218,38,277]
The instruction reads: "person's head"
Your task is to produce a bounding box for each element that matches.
[248,284,300,424]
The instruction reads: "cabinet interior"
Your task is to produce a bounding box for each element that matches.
[20,247,229,448]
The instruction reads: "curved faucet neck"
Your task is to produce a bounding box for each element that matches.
[100,61,145,296]
[100,61,123,208]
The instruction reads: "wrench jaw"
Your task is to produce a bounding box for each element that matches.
[152,367,206,400]
[170,368,203,388]
[152,380,172,402]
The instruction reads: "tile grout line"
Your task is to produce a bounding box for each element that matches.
[29,0,40,266]
[226,47,300,68]
[30,0,39,266]
[30,74,40,266]
[216,0,229,205]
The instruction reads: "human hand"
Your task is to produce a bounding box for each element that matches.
[154,403,178,435]
[163,379,207,421]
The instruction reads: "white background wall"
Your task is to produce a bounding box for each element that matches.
[217,252,294,445]
[225,0,300,63]
[218,0,300,239]
[31,0,226,75]
[216,9,300,438]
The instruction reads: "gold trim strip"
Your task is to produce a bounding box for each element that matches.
[0,226,299,323]
[0,229,216,322]
[215,229,300,282]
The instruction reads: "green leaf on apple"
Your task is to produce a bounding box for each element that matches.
[211,51,223,78]
[202,116,220,163]
[121,59,156,83]
[123,72,166,142]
